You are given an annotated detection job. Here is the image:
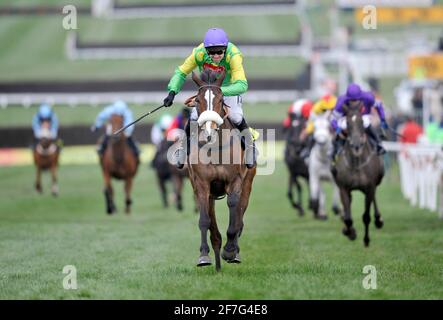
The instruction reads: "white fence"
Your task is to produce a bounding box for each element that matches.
[384,141,443,218]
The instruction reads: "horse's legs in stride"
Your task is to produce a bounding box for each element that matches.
[124,177,133,214]
[222,181,242,263]
[332,184,342,216]
[50,165,58,197]
[196,182,212,267]
[340,188,356,240]
[103,172,115,214]
[172,174,183,212]
[373,193,384,229]
[363,188,374,247]
[287,175,304,216]
[35,166,42,194]
[157,175,168,208]
[208,198,222,271]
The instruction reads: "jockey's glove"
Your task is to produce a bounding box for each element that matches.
[381,121,388,130]
[163,91,176,107]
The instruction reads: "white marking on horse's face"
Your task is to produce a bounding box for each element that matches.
[352,115,357,122]
[204,89,215,111]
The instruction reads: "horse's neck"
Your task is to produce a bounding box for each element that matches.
[344,140,371,168]
[110,135,126,162]
[313,141,331,162]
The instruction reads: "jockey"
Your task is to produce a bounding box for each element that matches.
[331,83,388,159]
[32,103,58,140]
[283,99,313,129]
[299,94,337,158]
[151,113,173,147]
[92,100,140,158]
[162,27,257,169]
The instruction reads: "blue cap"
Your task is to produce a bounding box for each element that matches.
[38,104,52,118]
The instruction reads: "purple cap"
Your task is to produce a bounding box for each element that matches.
[203,28,229,48]
[345,83,362,100]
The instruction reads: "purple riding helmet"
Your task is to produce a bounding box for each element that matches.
[345,83,363,101]
[203,28,229,48]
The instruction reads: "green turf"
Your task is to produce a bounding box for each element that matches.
[0,102,293,127]
[0,160,442,299]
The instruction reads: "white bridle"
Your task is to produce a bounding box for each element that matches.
[196,86,224,138]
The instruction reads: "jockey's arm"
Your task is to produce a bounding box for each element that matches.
[221,54,248,96]
[32,113,41,138]
[94,106,113,129]
[50,114,58,139]
[167,48,198,94]
[331,96,345,131]
[373,101,387,124]
[123,109,134,136]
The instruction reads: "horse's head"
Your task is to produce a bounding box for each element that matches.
[109,114,125,140]
[39,121,53,148]
[191,69,226,143]
[313,115,332,146]
[344,103,366,157]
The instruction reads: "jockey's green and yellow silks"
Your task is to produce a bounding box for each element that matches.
[167,42,248,96]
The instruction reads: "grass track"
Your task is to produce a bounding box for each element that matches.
[0,161,442,299]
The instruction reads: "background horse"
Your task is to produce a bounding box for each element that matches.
[185,69,256,271]
[308,114,341,220]
[33,122,60,196]
[100,114,139,214]
[152,139,192,212]
[332,104,384,247]
[284,114,310,216]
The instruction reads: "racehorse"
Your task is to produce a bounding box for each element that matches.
[183,69,256,271]
[308,114,341,219]
[331,104,384,247]
[99,114,139,214]
[152,139,192,212]
[33,122,60,196]
[284,113,310,216]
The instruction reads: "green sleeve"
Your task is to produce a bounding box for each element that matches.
[221,80,248,96]
[167,68,187,94]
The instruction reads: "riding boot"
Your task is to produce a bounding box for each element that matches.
[127,136,140,159]
[365,125,386,155]
[331,135,345,162]
[235,118,257,169]
[98,135,109,156]
[175,120,190,169]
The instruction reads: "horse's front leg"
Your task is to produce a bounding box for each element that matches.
[309,172,321,218]
[373,192,384,229]
[195,181,212,267]
[222,179,242,263]
[103,171,115,214]
[35,166,42,194]
[363,188,374,247]
[331,183,342,216]
[340,188,356,240]
[50,164,58,197]
[124,177,133,214]
[172,174,184,212]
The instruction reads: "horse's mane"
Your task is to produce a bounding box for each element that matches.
[200,68,218,84]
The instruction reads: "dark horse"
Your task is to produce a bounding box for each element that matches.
[284,114,310,216]
[33,121,60,196]
[331,104,384,247]
[182,69,256,271]
[99,114,139,214]
[152,139,191,211]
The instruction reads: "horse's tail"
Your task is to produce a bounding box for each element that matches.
[210,180,226,200]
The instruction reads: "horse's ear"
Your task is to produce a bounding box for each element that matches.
[192,72,205,87]
[215,70,226,87]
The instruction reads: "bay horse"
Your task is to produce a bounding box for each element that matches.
[308,114,341,219]
[183,69,256,271]
[331,104,384,247]
[284,113,310,216]
[99,114,139,214]
[33,122,60,196]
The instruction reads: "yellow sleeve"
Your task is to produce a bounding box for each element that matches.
[306,121,314,134]
[229,54,247,83]
[178,48,198,75]
[312,101,323,115]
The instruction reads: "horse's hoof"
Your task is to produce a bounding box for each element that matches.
[298,209,305,217]
[315,214,328,221]
[197,255,212,267]
[332,206,341,216]
[230,253,241,264]
[342,227,357,240]
[177,203,183,212]
[222,249,240,263]
[364,239,370,247]
[375,219,384,229]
